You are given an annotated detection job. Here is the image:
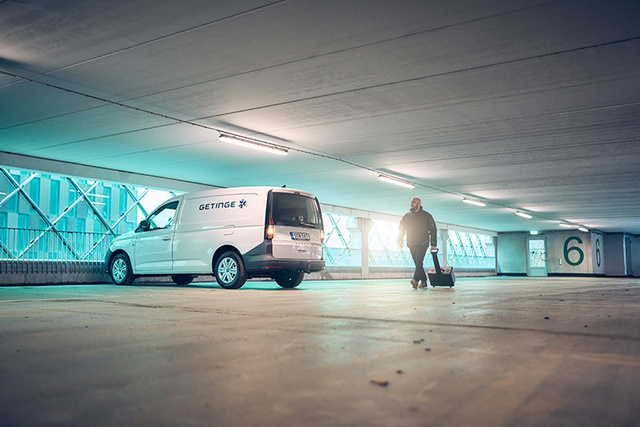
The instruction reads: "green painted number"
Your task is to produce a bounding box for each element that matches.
[564,236,584,266]
[595,238,601,267]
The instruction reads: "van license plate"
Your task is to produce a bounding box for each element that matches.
[290,232,310,241]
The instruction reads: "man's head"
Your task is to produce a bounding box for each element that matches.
[410,197,421,212]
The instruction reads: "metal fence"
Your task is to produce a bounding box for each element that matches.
[0,227,112,275]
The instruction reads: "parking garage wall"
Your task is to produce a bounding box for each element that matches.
[495,231,638,277]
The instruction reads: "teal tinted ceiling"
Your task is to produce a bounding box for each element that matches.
[1,0,639,233]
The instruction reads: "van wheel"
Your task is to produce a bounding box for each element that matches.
[274,270,304,288]
[214,252,247,289]
[110,253,135,285]
[171,275,195,285]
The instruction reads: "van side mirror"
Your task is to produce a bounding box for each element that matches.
[136,219,149,232]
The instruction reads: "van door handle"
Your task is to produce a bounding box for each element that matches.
[162,236,172,241]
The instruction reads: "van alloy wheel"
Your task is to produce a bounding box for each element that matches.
[214,251,247,289]
[110,253,134,285]
[218,258,237,282]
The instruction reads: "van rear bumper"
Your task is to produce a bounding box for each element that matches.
[243,243,324,276]
[245,257,325,275]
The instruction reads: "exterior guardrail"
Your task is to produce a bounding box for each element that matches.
[0,228,112,280]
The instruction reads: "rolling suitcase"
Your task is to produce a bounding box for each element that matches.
[427,250,455,287]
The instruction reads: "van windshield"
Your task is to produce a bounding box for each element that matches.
[272,192,322,229]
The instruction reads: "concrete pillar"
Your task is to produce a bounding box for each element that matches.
[358,218,372,279]
[630,236,640,277]
[440,228,449,267]
[604,234,627,276]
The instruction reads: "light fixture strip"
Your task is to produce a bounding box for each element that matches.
[462,198,486,207]
[515,211,533,219]
[377,175,415,189]
[219,133,288,156]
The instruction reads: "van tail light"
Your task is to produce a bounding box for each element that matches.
[266,214,274,240]
[266,224,274,240]
[320,228,325,242]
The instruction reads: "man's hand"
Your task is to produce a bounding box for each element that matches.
[431,246,438,252]
[398,240,404,248]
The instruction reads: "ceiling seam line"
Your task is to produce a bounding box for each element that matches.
[307,119,640,150]
[392,151,640,167]
[76,0,565,103]
[5,72,638,133]
[0,0,293,89]
[19,123,180,152]
[268,74,640,136]
[52,0,294,72]
[361,136,640,160]
[0,0,560,94]
[202,36,640,118]
[0,70,609,229]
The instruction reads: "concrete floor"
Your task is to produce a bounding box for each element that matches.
[1,277,639,427]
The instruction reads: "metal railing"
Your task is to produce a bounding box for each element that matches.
[0,227,112,275]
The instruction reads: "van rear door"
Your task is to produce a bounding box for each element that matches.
[269,191,323,261]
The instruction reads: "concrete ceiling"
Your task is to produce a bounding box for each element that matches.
[1,0,639,234]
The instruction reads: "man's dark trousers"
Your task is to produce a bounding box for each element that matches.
[409,244,428,283]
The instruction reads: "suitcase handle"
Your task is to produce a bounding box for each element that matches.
[431,249,442,273]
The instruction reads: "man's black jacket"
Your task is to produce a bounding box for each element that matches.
[397,207,437,248]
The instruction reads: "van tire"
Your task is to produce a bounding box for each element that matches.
[274,270,304,288]
[172,275,195,285]
[214,251,247,289]
[110,253,135,285]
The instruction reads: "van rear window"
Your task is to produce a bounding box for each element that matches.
[272,193,322,228]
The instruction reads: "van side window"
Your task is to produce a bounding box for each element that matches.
[147,201,179,231]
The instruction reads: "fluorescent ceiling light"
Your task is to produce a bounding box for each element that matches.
[578,227,589,232]
[559,223,574,228]
[377,175,415,189]
[515,211,533,219]
[219,133,288,156]
[462,198,486,207]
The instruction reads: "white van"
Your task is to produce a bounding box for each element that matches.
[105,186,325,289]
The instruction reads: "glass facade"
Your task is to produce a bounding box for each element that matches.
[0,167,178,262]
[369,218,414,268]
[1,166,496,273]
[322,212,357,267]
[447,230,496,270]
[321,212,495,270]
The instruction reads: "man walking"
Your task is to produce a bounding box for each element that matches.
[397,197,438,289]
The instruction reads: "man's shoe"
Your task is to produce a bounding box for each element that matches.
[418,280,428,288]
[411,279,418,289]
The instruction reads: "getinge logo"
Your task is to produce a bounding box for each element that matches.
[198,199,248,211]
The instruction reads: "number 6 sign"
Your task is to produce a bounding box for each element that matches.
[564,236,585,266]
